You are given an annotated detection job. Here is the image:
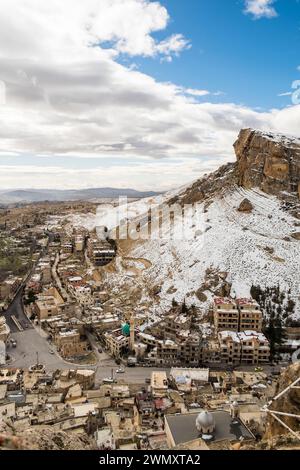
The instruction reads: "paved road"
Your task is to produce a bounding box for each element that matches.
[8,329,67,369]
[51,253,71,302]
[5,315,169,384]
[3,289,32,333]
[7,328,169,384]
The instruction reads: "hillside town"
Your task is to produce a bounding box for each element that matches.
[1,202,299,371]
[0,198,299,451]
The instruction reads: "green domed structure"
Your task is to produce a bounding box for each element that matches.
[122,323,130,337]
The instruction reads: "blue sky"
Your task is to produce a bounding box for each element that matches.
[128,0,300,109]
[0,0,299,190]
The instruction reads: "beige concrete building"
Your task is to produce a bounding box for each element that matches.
[156,339,179,366]
[236,298,263,332]
[0,276,21,301]
[151,371,168,397]
[214,297,239,331]
[55,329,89,358]
[218,330,270,365]
[104,329,129,359]
[0,316,10,343]
[87,238,116,267]
[74,234,85,253]
[214,297,263,333]
[164,312,191,341]
[34,287,64,320]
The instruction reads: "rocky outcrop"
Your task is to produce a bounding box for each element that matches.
[0,423,97,450]
[168,162,238,206]
[291,232,300,240]
[264,363,300,440]
[238,198,253,213]
[234,129,300,198]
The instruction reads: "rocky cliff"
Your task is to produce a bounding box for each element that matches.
[234,129,300,198]
[264,363,300,440]
[0,423,97,450]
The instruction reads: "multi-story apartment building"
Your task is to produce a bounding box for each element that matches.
[236,298,263,332]
[164,312,191,341]
[87,238,116,267]
[155,334,203,367]
[74,234,85,253]
[214,297,263,333]
[218,330,270,365]
[34,287,65,320]
[156,339,179,366]
[0,276,22,301]
[213,298,239,331]
[104,329,130,359]
[178,334,202,366]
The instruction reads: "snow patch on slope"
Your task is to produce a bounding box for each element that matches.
[130,187,300,315]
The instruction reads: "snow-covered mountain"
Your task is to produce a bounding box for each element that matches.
[130,184,300,313]
[71,129,300,318]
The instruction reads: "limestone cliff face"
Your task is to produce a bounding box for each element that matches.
[0,423,97,450]
[264,363,300,441]
[234,129,300,198]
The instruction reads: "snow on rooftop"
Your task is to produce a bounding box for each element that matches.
[219,330,268,343]
[236,298,259,306]
[214,297,235,305]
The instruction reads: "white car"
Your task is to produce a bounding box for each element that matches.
[116,368,125,374]
[103,377,115,384]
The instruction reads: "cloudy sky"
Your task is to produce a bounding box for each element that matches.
[0,0,299,191]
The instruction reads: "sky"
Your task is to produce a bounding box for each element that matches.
[0,0,299,191]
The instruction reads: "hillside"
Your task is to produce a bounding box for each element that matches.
[72,129,300,318]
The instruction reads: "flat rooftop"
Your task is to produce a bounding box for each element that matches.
[165,411,254,446]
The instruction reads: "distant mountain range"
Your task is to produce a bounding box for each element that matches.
[0,187,162,205]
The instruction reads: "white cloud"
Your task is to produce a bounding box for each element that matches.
[185,88,210,97]
[0,0,189,60]
[156,34,191,61]
[278,92,292,97]
[0,0,299,191]
[244,0,278,19]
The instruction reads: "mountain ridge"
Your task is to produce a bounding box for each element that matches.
[0,187,163,205]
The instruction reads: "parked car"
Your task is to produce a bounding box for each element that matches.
[103,377,116,384]
[98,348,103,353]
[11,340,17,348]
